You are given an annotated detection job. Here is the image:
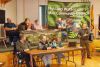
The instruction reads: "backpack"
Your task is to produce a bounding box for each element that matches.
[89,32,94,41]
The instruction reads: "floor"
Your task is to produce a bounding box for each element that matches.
[0,39,100,67]
[47,54,100,67]
[0,51,100,67]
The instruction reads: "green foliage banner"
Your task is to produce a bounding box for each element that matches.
[48,1,90,27]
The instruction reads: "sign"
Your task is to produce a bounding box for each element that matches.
[48,1,90,27]
[48,1,90,39]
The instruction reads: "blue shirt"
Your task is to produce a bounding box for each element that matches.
[4,22,18,36]
[4,23,16,28]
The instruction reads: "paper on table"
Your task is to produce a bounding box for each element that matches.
[57,47,64,49]
[47,47,52,50]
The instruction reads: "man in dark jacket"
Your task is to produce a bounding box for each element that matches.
[16,34,37,67]
[78,23,91,58]
[18,18,34,32]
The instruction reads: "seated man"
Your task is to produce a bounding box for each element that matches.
[16,34,37,67]
[18,18,34,32]
[4,18,19,45]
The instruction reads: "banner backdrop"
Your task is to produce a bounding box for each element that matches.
[48,1,90,39]
[48,1,90,27]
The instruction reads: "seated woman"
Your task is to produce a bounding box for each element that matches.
[38,35,52,67]
[18,18,34,32]
[4,18,19,45]
[16,34,37,67]
[33,20,43,30]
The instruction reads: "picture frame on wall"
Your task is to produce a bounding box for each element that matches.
[0,10,5,24]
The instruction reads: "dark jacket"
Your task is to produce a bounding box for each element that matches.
[78,28,90,40]
[17,22,34,32]
[16,40,31,52]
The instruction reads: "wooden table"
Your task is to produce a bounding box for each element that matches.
[27,47,86,67]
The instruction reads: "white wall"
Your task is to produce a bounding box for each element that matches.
[16,0,39,24]
[93,0,100,37]
[24,0,39,21]
[5,0,17,23]
[16,0,24,24]
[0,0,17,23]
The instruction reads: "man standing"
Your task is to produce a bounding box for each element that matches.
[78,23,91,58]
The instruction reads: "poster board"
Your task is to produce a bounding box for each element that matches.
[48,1,90,38]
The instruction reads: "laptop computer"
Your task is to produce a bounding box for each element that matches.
[68,42,76,47]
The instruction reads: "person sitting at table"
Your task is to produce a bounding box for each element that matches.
[33,19,43,30]
[66,18,75,32]
[38,34,52,67]
[18,18,34,32]
[4,18,19,45]
[16,34,37,67]
[56,18,67,41]
[56,18,66,30]
[51,38,67,64]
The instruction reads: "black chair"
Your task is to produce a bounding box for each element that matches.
[13,45,26,67]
